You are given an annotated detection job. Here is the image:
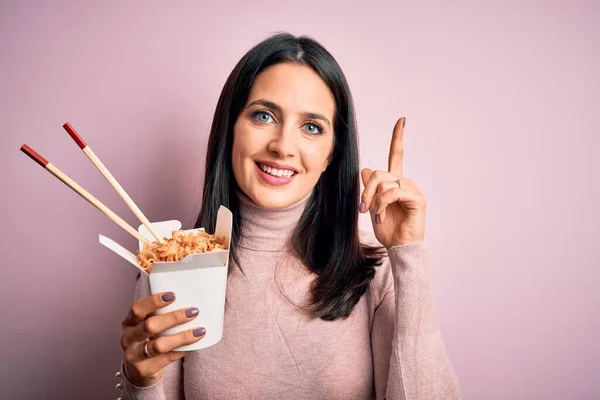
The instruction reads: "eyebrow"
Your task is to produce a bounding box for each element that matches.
[246,99,331,128]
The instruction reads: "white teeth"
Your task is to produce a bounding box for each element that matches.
[259,163,295,178]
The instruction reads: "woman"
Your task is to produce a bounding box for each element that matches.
[118,33,461,399]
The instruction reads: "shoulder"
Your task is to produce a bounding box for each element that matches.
[358,230,394,304]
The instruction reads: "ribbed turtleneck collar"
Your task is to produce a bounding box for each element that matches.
[236,190,311,252]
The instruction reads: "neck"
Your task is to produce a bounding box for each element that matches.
[236,190,311,252]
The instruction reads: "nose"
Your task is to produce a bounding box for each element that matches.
[267,122,297,158]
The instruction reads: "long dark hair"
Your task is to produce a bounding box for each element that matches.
[195,32,385,321]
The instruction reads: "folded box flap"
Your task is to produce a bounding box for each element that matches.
[215,206,233,250]
[99,235,147,275]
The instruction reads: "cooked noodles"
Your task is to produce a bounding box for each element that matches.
[137,230,227,273]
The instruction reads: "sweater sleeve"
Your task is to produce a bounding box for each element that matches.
[117,273,185,400]
[371,243,461,400]
[119,360,184,400]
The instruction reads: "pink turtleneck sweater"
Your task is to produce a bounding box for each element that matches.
[118,194,461,399]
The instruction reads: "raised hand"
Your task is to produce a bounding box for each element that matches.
[360,117,427,249]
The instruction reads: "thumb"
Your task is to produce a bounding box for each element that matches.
[361,168,373,187]
[360,168,377,225]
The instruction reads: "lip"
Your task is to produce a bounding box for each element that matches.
[256,160,299,173]
[255,162,296,186]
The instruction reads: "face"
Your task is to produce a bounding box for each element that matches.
[232,62,336,209]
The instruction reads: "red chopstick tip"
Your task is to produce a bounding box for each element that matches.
[20,144,49,168]
[63,122,87,149]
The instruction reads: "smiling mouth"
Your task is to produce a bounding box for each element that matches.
[256,162,297,178]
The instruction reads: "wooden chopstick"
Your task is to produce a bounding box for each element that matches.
[20,144,150,244]
[62,122,164,243]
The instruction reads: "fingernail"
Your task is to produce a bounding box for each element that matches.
[360,201,366,213]
[402,117,406,128]
[185,308,199,318]
[375,215,381,224]
[161,292,175,302]
[374,204,379,214]
[193,327,206,337]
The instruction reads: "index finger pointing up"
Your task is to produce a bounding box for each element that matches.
[387,117,405,176]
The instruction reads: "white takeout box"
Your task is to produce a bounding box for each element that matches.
[99,206,232,351]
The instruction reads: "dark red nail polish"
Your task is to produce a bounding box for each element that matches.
[375,215,381,224]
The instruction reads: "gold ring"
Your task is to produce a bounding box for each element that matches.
[143,341,152,359]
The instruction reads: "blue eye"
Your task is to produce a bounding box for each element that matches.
[253,111,274,124]
[302,122,322,135]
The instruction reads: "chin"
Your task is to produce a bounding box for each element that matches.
[246,187,301,210]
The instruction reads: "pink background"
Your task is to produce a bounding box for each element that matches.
[1,1,598,399]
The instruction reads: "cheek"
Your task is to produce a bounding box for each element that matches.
[232,124,260,173]
[303,140,333,173]
[231,126,248,179]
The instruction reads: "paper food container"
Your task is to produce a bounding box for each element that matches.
[99,206,232,351]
